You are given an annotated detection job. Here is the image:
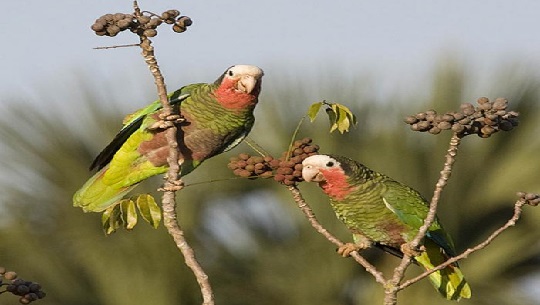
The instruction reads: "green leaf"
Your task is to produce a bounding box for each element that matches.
[102,204,122,235]
[136,194,161,229]
[308,101,357,134]
[307,102,323,122]
[120,199,138,230]
[341,104,357,126]
[336,107,350,134]
[326,107,338,132]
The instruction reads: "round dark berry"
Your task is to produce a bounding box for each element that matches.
[17,285,30,295]
[173,25,186,33]
[91,22,105,32]
[143,29,157,37]
[138,16,151,25]
[477,97,490,104]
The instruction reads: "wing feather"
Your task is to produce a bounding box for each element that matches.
[89,91,190,171]
[381,180,457,256]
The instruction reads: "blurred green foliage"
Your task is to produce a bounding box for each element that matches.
[0,62,539,305]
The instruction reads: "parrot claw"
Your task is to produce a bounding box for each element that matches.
[148,114,185,131]
[400,243,425,257]
[337,242,370,257]
[159,113,185,123]
[148,121,172,130]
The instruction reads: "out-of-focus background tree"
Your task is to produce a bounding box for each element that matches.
[1,1,540,305]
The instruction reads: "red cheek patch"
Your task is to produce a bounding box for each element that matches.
[214,78,258,109]
[319,168,353,200]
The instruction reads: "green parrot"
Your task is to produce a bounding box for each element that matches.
[74,65,264,212]
[301,154,471,300]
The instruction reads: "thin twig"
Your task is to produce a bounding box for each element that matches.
[287,185,387,285]
[386,133,461,304]
[399,198,527,290]
[93,43,141,50]
[133,1,214,304]
[244,136,271,157]
[184,176,270,188]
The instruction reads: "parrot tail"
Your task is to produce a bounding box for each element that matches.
[415,240,472,301]
[73,166,136,213]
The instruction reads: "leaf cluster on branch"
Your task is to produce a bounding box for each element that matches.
[102,194,161,234]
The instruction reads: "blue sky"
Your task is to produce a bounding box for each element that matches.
[2,0,540,99]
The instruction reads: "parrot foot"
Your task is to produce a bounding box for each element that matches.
[400,243,426,258]
[148,114,185,131]
[337,242,369,257]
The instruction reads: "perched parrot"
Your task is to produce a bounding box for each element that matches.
[74,64,264,212]
[301,154,471,300]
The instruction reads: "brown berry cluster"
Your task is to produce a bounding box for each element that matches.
[91,13,138,37]
[273,138,320,185]
[228,154,275,179]
[517,192,540,206]
[0,267,46,304]
[91,10,192,37]
[404,97,519,138]
[228,138,320,186]
[161,10,193,33]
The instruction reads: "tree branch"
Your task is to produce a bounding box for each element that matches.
[386,133,461,304]
[133,1,214,304]
[399,197,527,290]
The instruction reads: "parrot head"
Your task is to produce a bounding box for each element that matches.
[214,64,264,109]
[302,154,359,200]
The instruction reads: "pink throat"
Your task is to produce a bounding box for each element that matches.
[319,169,352,201]
[214,78,259,109]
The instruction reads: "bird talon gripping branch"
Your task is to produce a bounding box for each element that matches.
[400,243,425,257]
[337,242,367,257]
[146,113,185,131]
[147,120,173,131]
[158,112,184,122]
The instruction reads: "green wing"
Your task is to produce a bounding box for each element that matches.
[381,180,456,256]
[376,179,469,300]
[89,89,192,171]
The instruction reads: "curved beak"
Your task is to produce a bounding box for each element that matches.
[237,75,257,94]
[302,165,325,182]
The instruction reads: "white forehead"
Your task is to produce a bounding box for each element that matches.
[302,155,339,167]
[227,65,264,77]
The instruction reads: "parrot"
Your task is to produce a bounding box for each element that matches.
[301,154,471,300]
[73,64,264,212]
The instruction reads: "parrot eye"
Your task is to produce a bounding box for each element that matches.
[326,161,334,167]
[228,70,234,76]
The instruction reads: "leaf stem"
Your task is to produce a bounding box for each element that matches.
[244,136,270,157]
[285,116,306,161]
